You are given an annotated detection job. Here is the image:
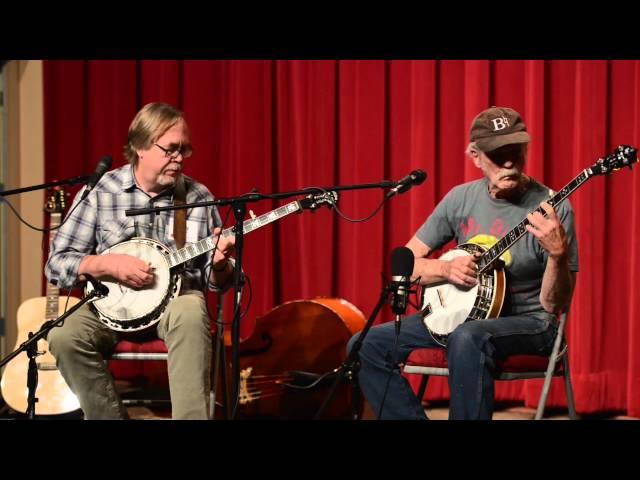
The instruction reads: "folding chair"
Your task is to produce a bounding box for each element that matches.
[402,312,577,419]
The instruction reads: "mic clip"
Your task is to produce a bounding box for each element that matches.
[84,273,109,298]
[385,170,427,199]
[385,185,406,199]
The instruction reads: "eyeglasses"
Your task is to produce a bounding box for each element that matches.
[154,143,193,160]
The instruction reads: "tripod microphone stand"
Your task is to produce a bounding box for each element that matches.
[125,174,426,420]
[315,246,416,420]
[313,283,393,420]
[123,170,427,419]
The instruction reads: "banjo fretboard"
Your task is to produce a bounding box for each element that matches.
[166,201,302,268]
[477,169,592,274]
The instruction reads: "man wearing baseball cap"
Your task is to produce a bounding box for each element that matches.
[348,106,579,420]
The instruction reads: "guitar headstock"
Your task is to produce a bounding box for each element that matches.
[44,187,67,214]
[298,191,338,211]
[591,145,638,175]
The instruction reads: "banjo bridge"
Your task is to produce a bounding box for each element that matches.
[436,288,446,308]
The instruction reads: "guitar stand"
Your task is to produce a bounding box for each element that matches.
[314,283,393,420]
[0,288,106,419]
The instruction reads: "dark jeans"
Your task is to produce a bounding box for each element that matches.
[347,312,558,420]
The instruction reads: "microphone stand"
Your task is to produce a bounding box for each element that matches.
[0,176,91,197]
[124,179,407,420]
[376,309,408,420]
[229,199,246,419]
[315,273,418,420]
[0,288,106,418]
[314,283,393,420]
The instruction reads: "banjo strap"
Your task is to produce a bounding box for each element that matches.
[173,175,187,250]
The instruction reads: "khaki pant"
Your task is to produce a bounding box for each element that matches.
[47,291,212,420]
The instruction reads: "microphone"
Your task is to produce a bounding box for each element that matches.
[386,169,427,198]
[81,156,112,200]
[389,246,414,316]
[83,273,109,297]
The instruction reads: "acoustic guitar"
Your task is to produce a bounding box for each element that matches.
[0,188,81,415]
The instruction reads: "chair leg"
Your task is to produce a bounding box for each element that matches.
[535,372,553,420]
[563,355,578,420]
[417,375,429,403]
[535,354,561,420]
[535,323,568,420]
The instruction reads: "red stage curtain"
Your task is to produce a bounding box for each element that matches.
[43,60,640,417]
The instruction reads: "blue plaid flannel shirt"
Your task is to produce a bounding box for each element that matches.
[45,164,230,293]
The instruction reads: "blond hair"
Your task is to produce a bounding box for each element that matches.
[123,102,186,166]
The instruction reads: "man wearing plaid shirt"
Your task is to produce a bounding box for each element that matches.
[45,102,235,419]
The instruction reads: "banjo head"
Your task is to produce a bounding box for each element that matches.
[86,238,181,332]
[421,244,503,342]
[422,248,480,336]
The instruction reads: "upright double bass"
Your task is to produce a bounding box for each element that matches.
[216,297,366,419]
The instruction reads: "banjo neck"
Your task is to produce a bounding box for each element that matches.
[45,212,63,320]
[165,200,304,268]
[89,190,336,332]
[477,168,593,275]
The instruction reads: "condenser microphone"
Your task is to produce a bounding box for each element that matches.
[81,156,112,200]
[386,169,427,198]
[390,246,415,316]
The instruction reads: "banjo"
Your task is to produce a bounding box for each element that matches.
[86,191,338,332]
[420,144,638,346]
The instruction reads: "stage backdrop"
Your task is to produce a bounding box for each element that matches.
[43,60,640,417]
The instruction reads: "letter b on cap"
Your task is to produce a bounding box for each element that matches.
[491,117,509,131]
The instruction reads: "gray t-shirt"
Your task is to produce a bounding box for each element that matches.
[416,177,579,316]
